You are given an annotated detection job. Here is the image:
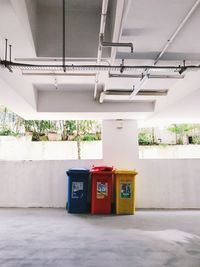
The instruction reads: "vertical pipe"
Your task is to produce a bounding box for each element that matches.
[94,0,109,99]
[5,39,8,62]
[63,0,66,72]
[9,45,12,62]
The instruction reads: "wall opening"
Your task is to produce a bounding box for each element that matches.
[0,105,102,160]
[138,124,200,159]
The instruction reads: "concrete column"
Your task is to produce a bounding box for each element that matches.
[102,120,139,169]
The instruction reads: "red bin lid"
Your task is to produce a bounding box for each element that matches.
[91,165,114,173]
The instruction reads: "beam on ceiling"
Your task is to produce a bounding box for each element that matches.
[110,0,132,64]
[94,0,109,99]
[10,0,37,56]
[37,90,155,114]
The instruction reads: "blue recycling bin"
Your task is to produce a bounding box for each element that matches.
[66,168,90,213]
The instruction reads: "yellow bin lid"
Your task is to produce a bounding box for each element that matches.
[115,169,138,175]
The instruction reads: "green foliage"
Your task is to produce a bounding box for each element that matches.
[0,105,101,142]
[66,120,76,135]
[190,136,200,144]
[167,124,199,144]
[138,132,151,145]
[138,124,200,146]
[167,124,196,135]
[82,134,97,141]
[0,129,14,136]
[24,120,34,132]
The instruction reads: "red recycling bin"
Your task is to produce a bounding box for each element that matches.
[91,166,114,214]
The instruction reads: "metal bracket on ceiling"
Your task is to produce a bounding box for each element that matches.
[179,60,187,75]
[120,59,125,73]
[100,34,134,53]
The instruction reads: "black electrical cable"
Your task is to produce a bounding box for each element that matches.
[63,0,66,72]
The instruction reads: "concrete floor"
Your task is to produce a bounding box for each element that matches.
[0,209,200,267]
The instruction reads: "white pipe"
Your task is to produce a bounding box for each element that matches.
[109,73,185,79]
[99,91,105,103]
[154,0,200,65]
[130,0,200,99]
[94,0,109,99]
[129,74,148,99]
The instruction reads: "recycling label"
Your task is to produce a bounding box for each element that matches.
[72,182,84,199]
[97,182,108,199]
[120,182,131,199]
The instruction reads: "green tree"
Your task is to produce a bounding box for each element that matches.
[138,132,151,145]
[167,124,197,144]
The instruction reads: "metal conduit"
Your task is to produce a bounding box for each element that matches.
[2,60,199,72]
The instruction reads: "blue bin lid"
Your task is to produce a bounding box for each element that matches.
[66,168,90,175]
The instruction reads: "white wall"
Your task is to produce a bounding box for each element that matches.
[137,159,200,209]
[102,120,139,168]
[0,158,200,208]
[0,120,200,209]
[139,145,200,159]
[0,137,102,160]
[0,160,103,208]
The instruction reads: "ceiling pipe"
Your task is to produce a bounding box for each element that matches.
[1,60,200,71]
[15,58,101,62]
[109,73,185,79]
[99,89,168,103]
[129,0,200,100]
[22,72,96,77]
[129,73,149,99]
[104,89,168,96]
[94,0,109,100]
[137,90,168,96]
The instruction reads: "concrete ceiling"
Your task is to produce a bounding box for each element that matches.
[118,0,200,61]
[36,0,111,58]
[0,0,200,122]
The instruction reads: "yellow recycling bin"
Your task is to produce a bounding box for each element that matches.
[115,169,138,215]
